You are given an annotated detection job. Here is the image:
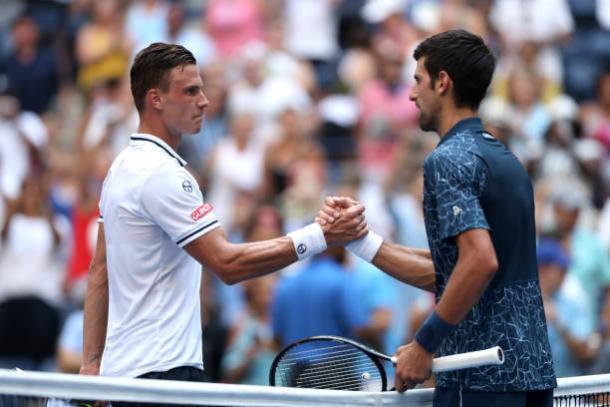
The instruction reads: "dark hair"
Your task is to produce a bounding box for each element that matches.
[413,30,496,110]
[130,42,196,112]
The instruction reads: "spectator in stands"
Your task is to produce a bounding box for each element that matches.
[271,246,369,347]
[0,174,63,371]
[356,44,419,183]
[164,2,217,67]
[505,66,553,146]
[3,15,59,114]
[75,0,130,92]
[283,0,340,90]
[221,274,276,385]
[552,188,610,323]
[179,60,229,175]
[261,108,325,203]
[206,111,265,234]
[205,0,265,60]
[489,0,574,90]
[538,238,596,377]
[0,84,49,203]
[125,0,169,57]
[581,68,610,152]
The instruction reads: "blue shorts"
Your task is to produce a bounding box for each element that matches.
[433,387,553,407]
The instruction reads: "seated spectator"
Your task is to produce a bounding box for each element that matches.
[538,238,596,377]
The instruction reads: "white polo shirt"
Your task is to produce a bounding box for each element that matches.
[99,133,220,378]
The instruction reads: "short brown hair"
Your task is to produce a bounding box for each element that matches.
[130,43,196,112]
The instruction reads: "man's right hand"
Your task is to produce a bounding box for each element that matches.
[317,196,368,246]
[315,196,360,225]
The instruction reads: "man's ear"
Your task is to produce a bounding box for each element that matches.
[436,71,452,96]
[147,89,163,111]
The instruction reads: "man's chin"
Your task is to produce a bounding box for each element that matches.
[185,124,203,135]
[419,117,435,132]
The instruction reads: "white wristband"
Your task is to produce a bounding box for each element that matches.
[287,223,327,260]
[346,231,383,263]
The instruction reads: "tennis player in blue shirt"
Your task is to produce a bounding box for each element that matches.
[318,30,556,406]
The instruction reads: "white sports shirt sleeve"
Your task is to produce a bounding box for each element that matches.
[141,164,220,247]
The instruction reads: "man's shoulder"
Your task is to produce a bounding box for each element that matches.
[425,140,484,180]
[428,132,479,162]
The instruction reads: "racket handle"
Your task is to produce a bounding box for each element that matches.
[389,346,504,373]
[432,346,504,373]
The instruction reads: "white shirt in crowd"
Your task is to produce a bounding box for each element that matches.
[99,133,220,378]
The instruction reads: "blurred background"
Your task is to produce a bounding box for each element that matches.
[0,0,608,385]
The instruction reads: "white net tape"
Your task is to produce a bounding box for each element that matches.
[1,369,610,406]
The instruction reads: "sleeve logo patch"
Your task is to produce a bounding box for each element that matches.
[182,180,193,193]
[191,203,214,221]
[452,206,463,216]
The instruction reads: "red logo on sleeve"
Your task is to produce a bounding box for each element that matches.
[191,203,214,221]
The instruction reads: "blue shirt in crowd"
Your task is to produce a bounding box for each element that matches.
[271,256,368,347]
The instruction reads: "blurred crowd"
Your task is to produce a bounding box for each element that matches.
[0,0,609,387]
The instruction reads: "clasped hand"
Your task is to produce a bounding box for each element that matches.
[315,196,368,246]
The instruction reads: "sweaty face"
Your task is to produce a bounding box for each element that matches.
[409,58,440,133]
[159,64,209,136]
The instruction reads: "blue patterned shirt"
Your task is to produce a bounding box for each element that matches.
[423,117,556,391]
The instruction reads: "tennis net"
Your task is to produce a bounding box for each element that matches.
[0,369,609,406]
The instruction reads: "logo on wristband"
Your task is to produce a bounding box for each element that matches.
[297,243,307,255]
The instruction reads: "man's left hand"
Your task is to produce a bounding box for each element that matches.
[393,340,433,392]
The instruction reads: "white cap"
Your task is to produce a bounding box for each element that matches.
[479,97,511,127]
[318,95,359,127]
[548,94,580,122]
[362,0,406,23]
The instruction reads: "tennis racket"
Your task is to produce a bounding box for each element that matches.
[269,335,504,391]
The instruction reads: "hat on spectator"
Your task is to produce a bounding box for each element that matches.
[551,182,588,211]
[479,97,511,128]
[537,238,570,269]
[548,94,580,122]
[362,0,406,23]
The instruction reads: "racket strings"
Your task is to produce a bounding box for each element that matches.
[278,347,375,366]
[280,358,378,382]
[274,342,384,391]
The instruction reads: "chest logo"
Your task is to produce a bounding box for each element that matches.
[182,180,193,193]
[191,203,214,221]
[452,206,463,217]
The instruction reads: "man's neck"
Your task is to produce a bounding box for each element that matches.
[137,116,181,150]
[437,107,478,139]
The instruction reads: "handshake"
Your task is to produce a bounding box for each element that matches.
[287,196,383,263]
[313,196,383,263]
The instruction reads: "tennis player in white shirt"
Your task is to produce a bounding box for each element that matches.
[79,43,368,394]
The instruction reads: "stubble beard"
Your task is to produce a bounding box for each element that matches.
[418,111,436,133]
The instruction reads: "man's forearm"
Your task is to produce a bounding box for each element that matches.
[82,261,108,371]
[81,225,109,375]
[372,242,436,293]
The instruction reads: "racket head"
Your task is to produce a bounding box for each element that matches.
[269,335,389,391]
